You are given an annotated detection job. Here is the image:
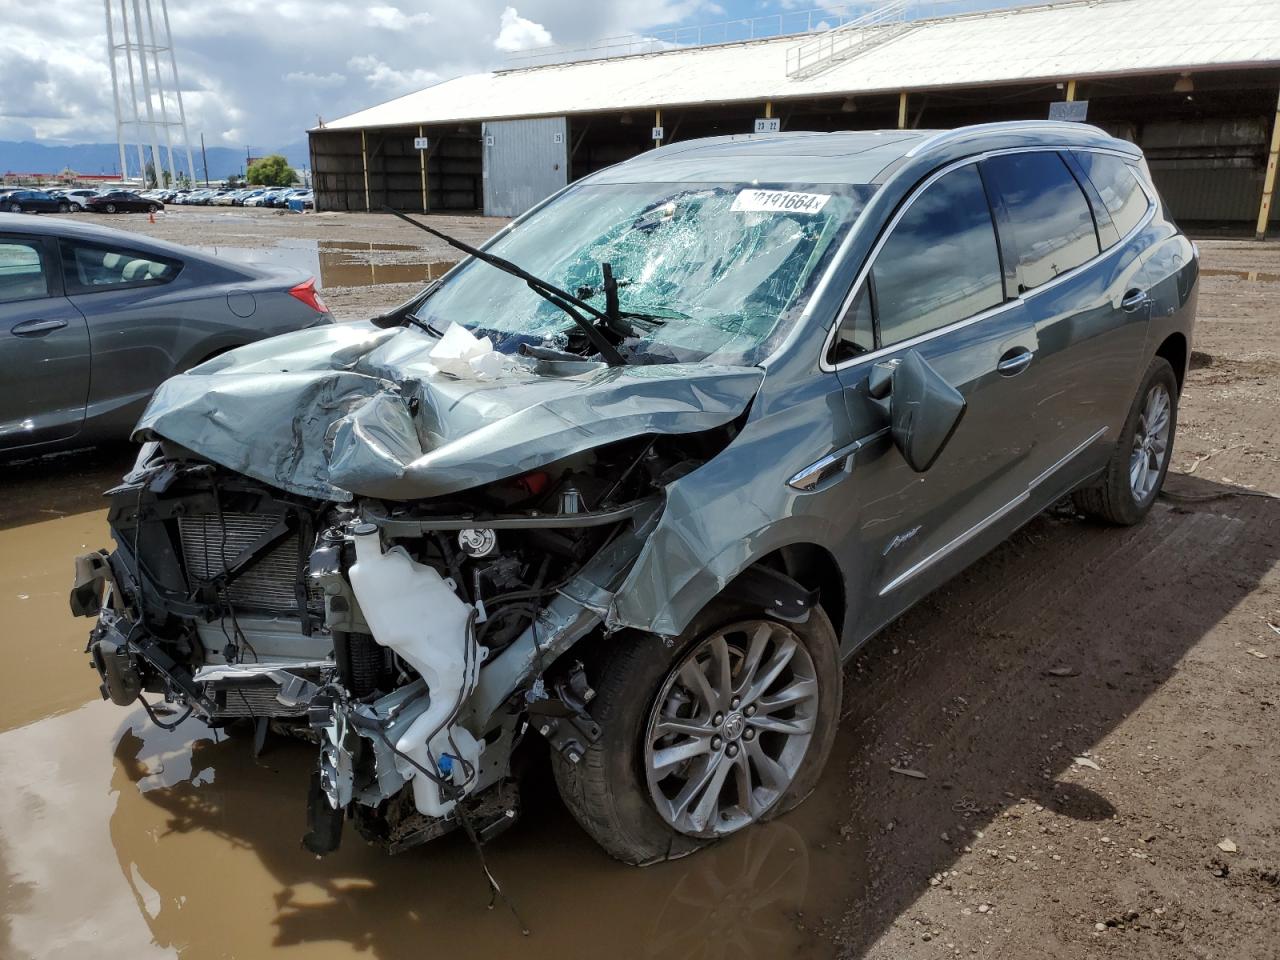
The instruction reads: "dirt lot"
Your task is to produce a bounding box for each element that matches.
[0,209,1275,960]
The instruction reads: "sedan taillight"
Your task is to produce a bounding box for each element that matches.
[288,278,328,314]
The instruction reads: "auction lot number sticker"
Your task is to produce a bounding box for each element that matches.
[732,189,831,214]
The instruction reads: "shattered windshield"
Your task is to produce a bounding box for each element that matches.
[414,181,876,365]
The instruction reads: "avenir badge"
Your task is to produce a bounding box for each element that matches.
[731,189,831,214]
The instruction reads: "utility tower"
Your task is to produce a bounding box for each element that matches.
[103,0,197,186]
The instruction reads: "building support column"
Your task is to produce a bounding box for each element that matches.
[1256,86,1280,241]
[898,92,908,130]
[654,108,662,148]
[1065,79,1077,101]
[765,100,772,119]
[361,129,371,212]
[419,124,428,213]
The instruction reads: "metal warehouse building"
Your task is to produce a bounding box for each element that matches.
[309,0,1280,237]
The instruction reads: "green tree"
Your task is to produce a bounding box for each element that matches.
[246,154,297,187]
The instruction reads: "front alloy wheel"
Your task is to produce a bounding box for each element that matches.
[644,621,818,836]
[105,203,117,213]
[552,584,840,865]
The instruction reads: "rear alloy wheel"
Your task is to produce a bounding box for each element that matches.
[8,202,20,213]
[105,203,117,213]
[1073,356,1178,525]
[552,585,840,865]
[57,202,69,213]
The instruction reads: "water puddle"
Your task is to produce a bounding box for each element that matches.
[194,241,457,290]
[1199,268,1280,283]
[0,450,853,960]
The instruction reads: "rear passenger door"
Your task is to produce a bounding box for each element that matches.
[832,162,1043,632]
[979,150,1151,497]
[59,239,186,429]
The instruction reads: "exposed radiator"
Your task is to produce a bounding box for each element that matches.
[178,512,322,616]
[204,679,309,718]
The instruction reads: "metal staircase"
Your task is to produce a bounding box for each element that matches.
[786,0,917,80]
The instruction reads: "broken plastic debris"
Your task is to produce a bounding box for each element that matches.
[890,766,928,779]
[1246,649,1269,659]
[1073,757,1101,770]
[1217,838,1238,853]
[1044,665,1079,677]
[428,322,507,380]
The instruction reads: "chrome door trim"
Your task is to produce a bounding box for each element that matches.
[787,427,891,491]
[878,425,1109,597]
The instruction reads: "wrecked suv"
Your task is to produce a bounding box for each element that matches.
[74,122,1196,864]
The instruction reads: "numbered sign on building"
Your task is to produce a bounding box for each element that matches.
[754,118,781,134]
[652,126,664,141]
[413,136,429,150]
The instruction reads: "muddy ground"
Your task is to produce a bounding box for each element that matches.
[0,210,1275,960]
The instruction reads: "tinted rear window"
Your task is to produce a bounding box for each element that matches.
[1074,151,1150,243]
[983,152,1099,292]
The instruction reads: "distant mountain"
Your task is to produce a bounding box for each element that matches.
[0,138,310,180]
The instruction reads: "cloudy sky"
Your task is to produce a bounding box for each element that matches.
[0,1,995,149]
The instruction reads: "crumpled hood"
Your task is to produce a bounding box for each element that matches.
[135,323,764,502]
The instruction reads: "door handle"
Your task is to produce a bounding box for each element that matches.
[997,347,1034,376]
[1121,289,1151,312]
[11,318,68,337]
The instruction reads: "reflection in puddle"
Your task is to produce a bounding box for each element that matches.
[0,453,851,960]
[194,241,457,290]
[1199,267,1280,283]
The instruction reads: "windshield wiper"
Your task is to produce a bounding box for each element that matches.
[383,207,630,366]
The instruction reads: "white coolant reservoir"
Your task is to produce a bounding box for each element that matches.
[347,523,482,818]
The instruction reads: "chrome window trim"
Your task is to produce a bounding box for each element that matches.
[819,145,1158,375]
[877,425,1109,596]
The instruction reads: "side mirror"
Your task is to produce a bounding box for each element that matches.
[871,350,966,472]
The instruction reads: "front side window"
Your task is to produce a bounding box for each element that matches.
[983,152,1099,291]
[871,164,1004,347]
[0,239,50,304]
[1073,151,1150,243]
[414,181,876,365]
[60,241,180,292]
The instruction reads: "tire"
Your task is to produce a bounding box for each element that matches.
[57,202,69,213]
[552,584,841,865]
[105,203,117,213]
[71,203,83,212]
[150,204,160,213]
[8,202,20,213]
[1073,356,1178,525]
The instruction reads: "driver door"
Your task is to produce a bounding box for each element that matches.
[0,233,91,449]
[830,162,1044,636]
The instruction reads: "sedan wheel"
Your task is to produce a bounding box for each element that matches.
[644,620,818,837]
[8,202,20,213]
[105,203,117,213]
[58,202,69,213]
[1129,382,1171,503]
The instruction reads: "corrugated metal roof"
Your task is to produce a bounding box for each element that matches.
[321,0,1280,131]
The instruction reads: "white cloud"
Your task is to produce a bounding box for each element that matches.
[493,7,553,52]
[284,71,346,87]
[366,5,435,30]
[347,55,439,95]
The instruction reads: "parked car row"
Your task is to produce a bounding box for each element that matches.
[0,188,162,214]
[169,186,313,208]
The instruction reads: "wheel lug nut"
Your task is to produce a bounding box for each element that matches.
[726,743,739,758]
[744,704,756,717]
[730,696,740,709]
[713,712,724,725]
[743,728,755,741]
[710,736,723,750]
